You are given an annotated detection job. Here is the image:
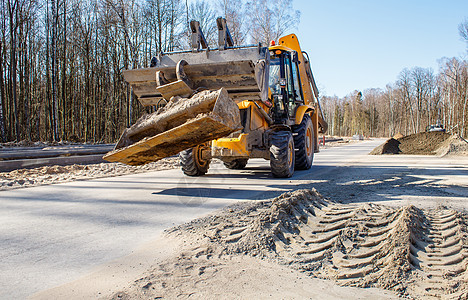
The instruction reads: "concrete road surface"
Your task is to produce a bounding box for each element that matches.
[1,138,467,299]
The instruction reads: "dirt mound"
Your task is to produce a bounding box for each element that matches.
[436,134,468,156]
[370,132,463,155]
[393,132,404,139]
[369,138,401,155]
[398,132,451,154]
[118,189,468,299]
[167,189,329,257]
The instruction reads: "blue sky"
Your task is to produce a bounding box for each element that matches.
[290,0,468,97]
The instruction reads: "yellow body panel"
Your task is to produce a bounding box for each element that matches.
[237,100,269,131]
[237,100,251,109]
[212,36,324,156]
[212,133,250,157]
[277,34,322,150]
[278,34,317,107]
[211,100,270,155]
[295,105,314,125]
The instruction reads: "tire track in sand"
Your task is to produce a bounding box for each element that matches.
[150,190,468,299]
[410,209,468,299]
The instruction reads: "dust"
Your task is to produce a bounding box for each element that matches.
[370,132,467,156]
[113,189,468,299]
[0,157,180,191]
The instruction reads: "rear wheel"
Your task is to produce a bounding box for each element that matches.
[293,114,314,170]
[180,144,210,176]
[270,131,295,178]
[223,158,249,169]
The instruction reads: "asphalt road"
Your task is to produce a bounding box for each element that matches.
[0,139,405,299]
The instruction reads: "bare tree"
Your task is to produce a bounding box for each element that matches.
[459,18,468,49]
[0,0,6,142]
[7,0,20,141]
[246,0,300,45]
[51,0,59,141]
[188,0,217,46]
[216,0,247,45]
[439,57,468,137]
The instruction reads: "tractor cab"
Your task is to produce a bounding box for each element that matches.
[268,46,304,125]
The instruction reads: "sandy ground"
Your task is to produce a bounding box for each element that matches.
[114,190,467,299]
[30,141,468,300]
[0,157,179,191]
[36,240,399,300]
[0,137,352,191]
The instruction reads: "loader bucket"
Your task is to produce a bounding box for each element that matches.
[123,46,270,107]
[103,88,241,166]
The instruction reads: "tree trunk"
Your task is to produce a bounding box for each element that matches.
[8,0,20,141]
[61,0,67,140]
[0,40,6,142]
[51,0,58,141]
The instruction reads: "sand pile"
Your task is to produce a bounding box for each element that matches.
[0,157,180,191]
[371,138,401,154]
[437,134,468,156]
[370,132,467,156]
[114,189,468,299]
[0,140,78,148]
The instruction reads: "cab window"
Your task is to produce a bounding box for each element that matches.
[291,61,302,101]
[268,57,281,94]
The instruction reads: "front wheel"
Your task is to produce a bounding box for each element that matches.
[270,131,295,178]
[180,144,210,176]
[293,114,314,170]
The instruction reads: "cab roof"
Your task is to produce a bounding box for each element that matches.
[268,45,294,52]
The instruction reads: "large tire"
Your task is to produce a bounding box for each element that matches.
[270,131,295,178]
[292,114,314,170]
[223,158,249,169]
[180,145,210,176]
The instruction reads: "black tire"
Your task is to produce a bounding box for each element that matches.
[180,145,210,176]
[223,158,249,169]
[270,131,295,178]
[292,114,314,170]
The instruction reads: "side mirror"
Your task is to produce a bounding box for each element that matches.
[291,51,299,63]
[279,78,287,88]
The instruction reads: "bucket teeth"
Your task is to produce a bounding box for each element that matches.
[176,60,193,89]
[155,71,169,87]
[156,80,193,100]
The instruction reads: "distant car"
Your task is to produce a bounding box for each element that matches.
[426,124,445,132]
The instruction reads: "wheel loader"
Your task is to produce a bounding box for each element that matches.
[104,18,328,178]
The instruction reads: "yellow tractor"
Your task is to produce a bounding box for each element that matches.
[104,18,327,178]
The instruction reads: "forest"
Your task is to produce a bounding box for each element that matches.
[321,56,468,138]
[0,0,466,144]
[321,21,468,138]
[0,0,299,143]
